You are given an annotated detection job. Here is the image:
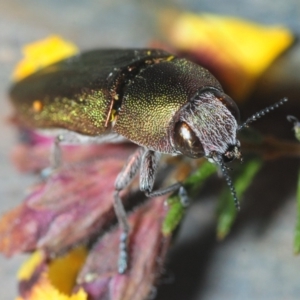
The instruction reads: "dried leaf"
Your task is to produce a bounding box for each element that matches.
[77,196,171,300]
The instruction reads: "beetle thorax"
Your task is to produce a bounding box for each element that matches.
[179,92,238,157]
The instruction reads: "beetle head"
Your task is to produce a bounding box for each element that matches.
[171,89,287,210]
[171,87,241,209]
[172,87,241,162]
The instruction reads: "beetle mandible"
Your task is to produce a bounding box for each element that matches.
[9,49,287,273]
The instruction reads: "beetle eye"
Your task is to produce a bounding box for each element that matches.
[174,121,204,158]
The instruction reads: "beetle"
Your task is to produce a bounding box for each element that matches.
[9,48,287,273]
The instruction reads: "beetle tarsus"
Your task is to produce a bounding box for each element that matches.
[178,186,190,207]
[145,182,182,198]
[113,191,130,274]
[40,134,63,179]
[118,231,129,274]
[50,135,63,169]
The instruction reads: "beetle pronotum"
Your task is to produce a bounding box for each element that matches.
[9,49,287,273]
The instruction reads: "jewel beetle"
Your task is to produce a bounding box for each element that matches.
[9,48,287,273]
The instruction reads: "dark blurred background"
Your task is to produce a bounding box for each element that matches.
[1,1,300,299]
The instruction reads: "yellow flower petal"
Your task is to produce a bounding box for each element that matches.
[13,35,78,81]
[173,13,293,74]
[17,251,45,281]
[165,12,294,99]
[17,274,87,300]
[17,247,88,300]
[48,246,88,295]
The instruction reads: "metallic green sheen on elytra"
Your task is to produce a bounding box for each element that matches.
[10,49,171,136]
[9,48,224,155]
[13,90,109,136]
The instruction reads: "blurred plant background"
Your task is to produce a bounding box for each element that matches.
[1,1,300,299]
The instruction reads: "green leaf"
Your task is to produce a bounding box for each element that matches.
[162,194,185,236]
[162,161,217,236]
[217,158,262,240]
[184,160,217,191]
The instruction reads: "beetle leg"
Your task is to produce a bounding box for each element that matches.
[115,147,145,191]
[41,134,64,178]
[114,148,187,273]
[140,150,187,203]
[113,191,130,274]
[140,151,190,208]
[114,147,145,273]
[145,182,182,197]
[139,150,161,194]
[50,135,64,169]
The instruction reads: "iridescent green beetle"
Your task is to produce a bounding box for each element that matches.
[9,49,287,273]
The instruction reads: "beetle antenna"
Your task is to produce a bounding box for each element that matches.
[216,155,240,210]
[238,98,288,131]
